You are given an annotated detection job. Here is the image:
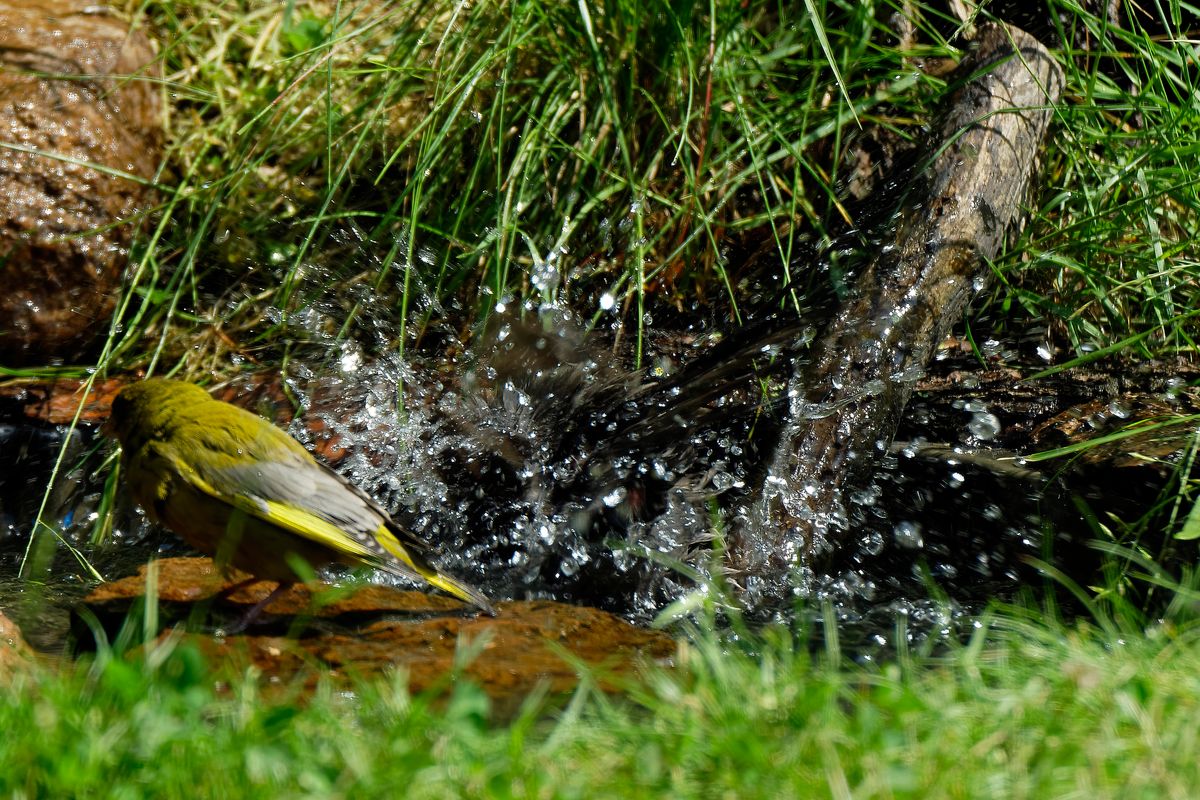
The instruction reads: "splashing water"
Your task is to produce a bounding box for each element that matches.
[283,301,800,619]
[265,291,1066,663]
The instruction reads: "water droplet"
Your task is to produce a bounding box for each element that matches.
[893,521,924,549]
[967,411,1001,441]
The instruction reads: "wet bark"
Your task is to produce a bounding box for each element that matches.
[734,24,1065,579]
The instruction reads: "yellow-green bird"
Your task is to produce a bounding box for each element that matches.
[108,378,495,616]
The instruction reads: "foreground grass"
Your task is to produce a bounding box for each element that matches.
[2,608,1200,799]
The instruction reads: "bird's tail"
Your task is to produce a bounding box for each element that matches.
[417,568,497,616]
[376,521,497,615]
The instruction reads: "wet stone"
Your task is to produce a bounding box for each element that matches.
[0,376,123,426]
[0,375,350,462]
[77,557,675,706]
[0,2,161,363]
[0,609,35,679]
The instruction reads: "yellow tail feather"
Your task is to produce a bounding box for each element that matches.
[420,569,497,616]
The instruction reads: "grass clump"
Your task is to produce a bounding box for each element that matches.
[997,0,1200,358]
[90,0,1200,383]
[109,0,959,377]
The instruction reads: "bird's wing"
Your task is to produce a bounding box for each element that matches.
[156,437,430,572]
[161,442,495,613]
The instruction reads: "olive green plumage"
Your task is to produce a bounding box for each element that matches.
[108,378,494,614]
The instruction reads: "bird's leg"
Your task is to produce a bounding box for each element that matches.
[210,575,259,604]
[221,581,294,634]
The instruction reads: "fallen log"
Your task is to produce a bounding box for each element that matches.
[734,24,1065,587]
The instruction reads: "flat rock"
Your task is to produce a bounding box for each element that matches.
[81,557,675,705]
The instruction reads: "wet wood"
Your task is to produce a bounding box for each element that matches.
[738,24,1065,577]
[906,352,1200,466]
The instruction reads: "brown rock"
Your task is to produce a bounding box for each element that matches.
[82,557,675,707]
[0,1,161,363]
[0,375,123,424]
[0,610,34,679]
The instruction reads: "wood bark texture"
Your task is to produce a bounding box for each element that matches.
[735,24,1065,581]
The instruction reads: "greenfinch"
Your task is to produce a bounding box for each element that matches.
[108,378,495,615]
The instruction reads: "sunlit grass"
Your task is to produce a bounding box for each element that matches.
[996,0,1200,356]
[81,0,1198,389]
[7,591,1200,797]
[100,0,961,381]
[0,0,1185,380]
